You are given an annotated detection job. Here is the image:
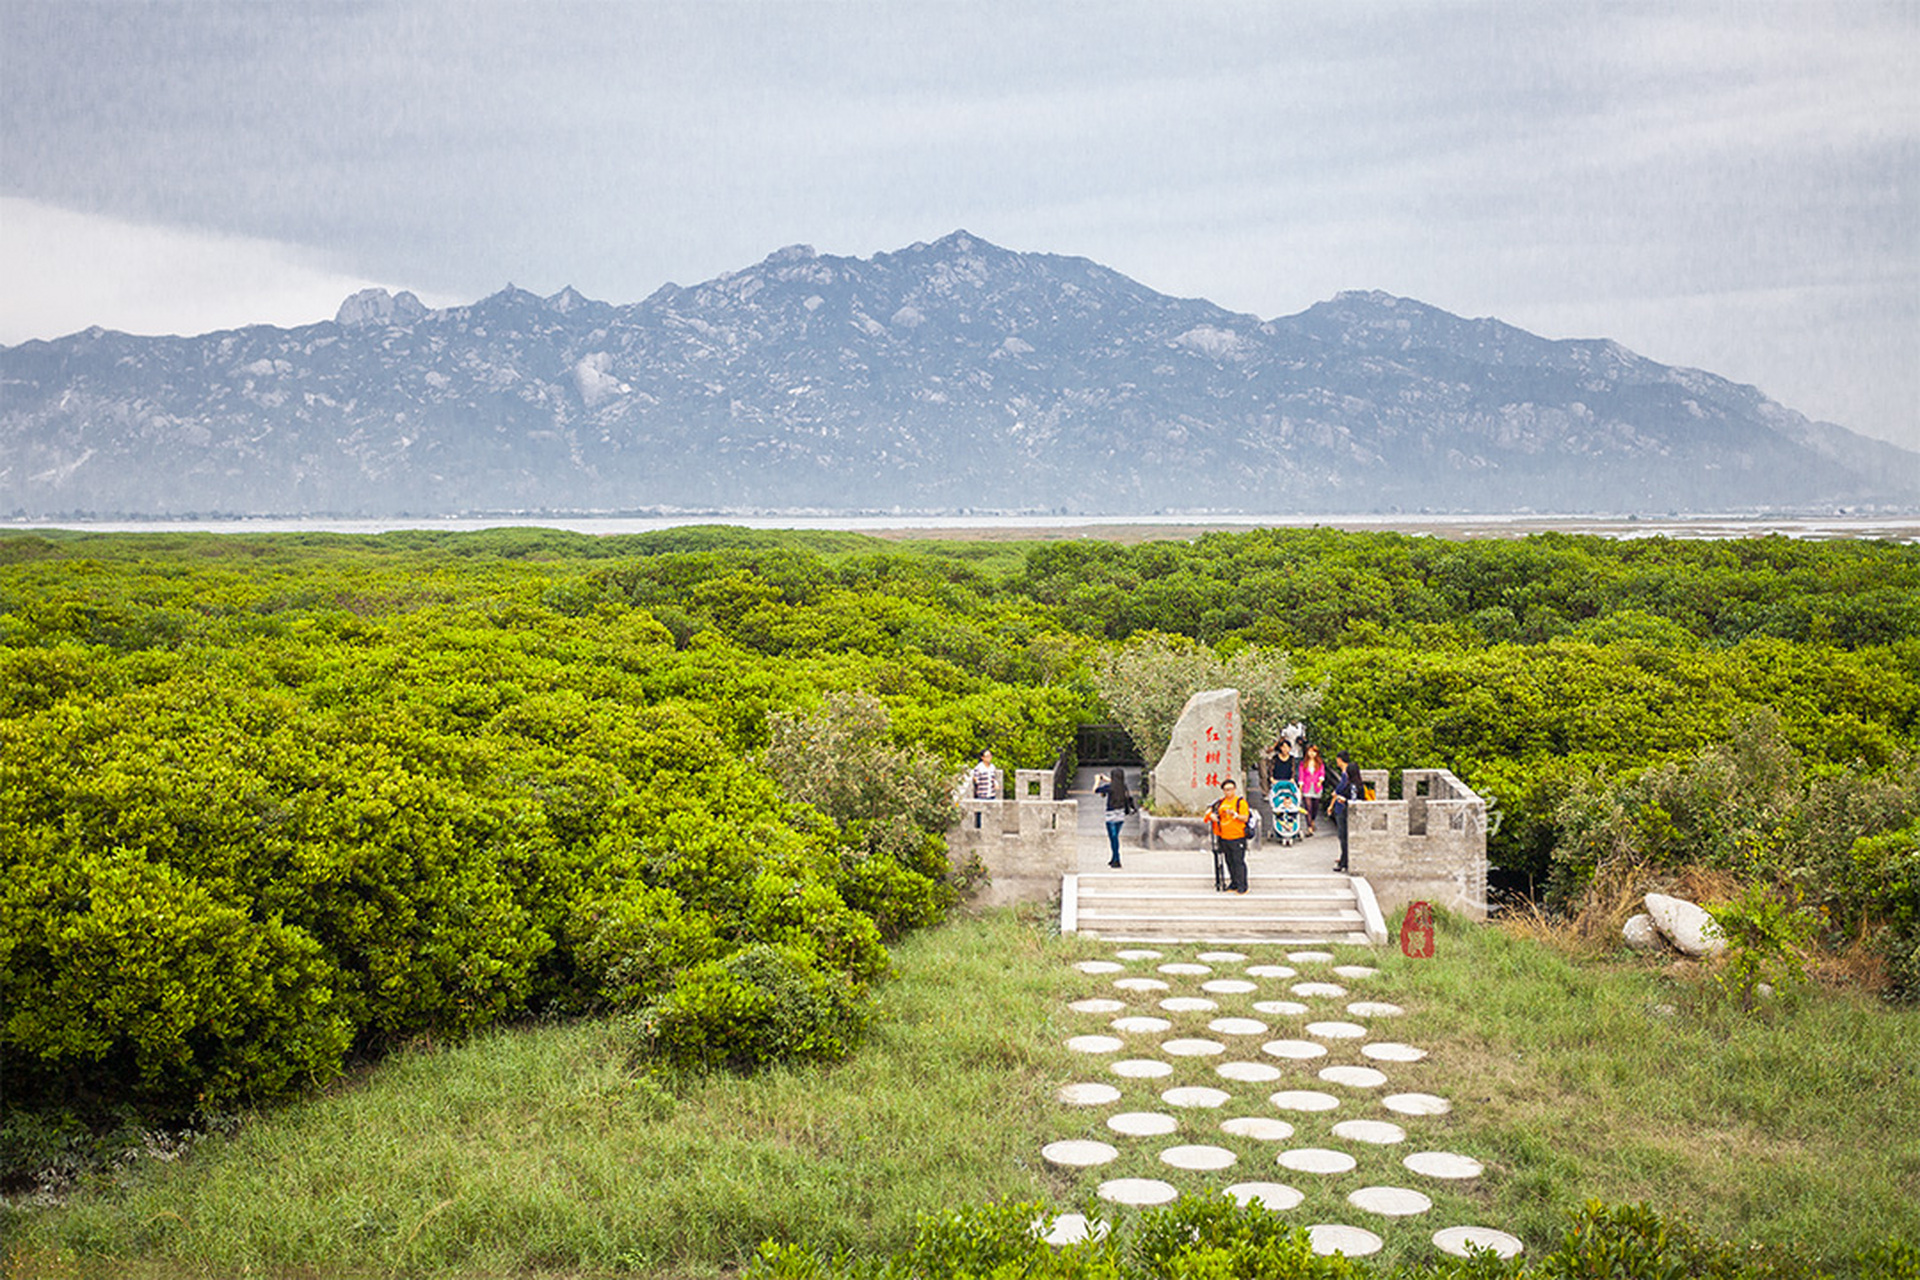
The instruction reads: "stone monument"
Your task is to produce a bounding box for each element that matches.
[1151,687,1240,813]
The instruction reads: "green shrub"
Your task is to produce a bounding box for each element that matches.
[834,850,955,941]
[1550,1200,1830,1280]
[1706,884,1819,1012]
[0,849,352,1108]
[763,689,961,866]
[1835,818,1920,998]
[902,1199,1062,1280]
[1127,1195,1351,1279]
[634,944,874,1072]
[747,867,891,986]
[569,882,723,1010]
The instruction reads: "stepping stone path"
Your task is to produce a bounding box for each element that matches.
[1216,1061,1282,1083]
[1049,940,1521,1260]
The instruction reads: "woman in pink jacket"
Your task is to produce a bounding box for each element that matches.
[1296,745,1326,837]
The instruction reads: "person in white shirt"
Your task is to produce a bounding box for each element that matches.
[970,749,1001,800]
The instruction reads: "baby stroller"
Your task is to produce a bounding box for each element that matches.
[1268,780,1304,847]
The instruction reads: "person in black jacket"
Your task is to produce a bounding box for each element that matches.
[1095,770,1135,868]
[1329,752,1363,873]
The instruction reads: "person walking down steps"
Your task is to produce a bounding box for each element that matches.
[1207,778,1252,893]
[1095,770,1136,868]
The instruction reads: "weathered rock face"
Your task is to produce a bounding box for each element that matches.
[334,287,428,328]
[1644,892,1726,957]
[1151,688,1241,814]
[5,230,1916,518]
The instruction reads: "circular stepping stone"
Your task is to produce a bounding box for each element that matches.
[1269,1090,1340,1113]
[1221,1116,1294,1142]
[1067,1035,1124,1054]
[1348,1186,1432,1216]
[1318,1065,1389,1089]
[1383,1092,1452,1116]
[1159,962,1211,976]
[1111,1059,1173,1079]
[1245,964,1298,979]
[1345,1001,1404,1018]
[1279,1147,1358,1175]
[1111,1016,1173,1034]
[1253,999,1310,1017]
[1161,1086,1231,1108]
[1159,996,1218,1013]
[1097,1178,1178,1206]
[1056,1082,1122,1106]
[1197,950,1247,962]
[1216,1061,1283,1083]
[1033,1212,1108,1246]
[1161,1144,1237,1171]
[1306,1021,1367,1040]
[1162,1038,1225,1057]
[1208,1017,1268,1037]
[1333,964,1379,979]
[1115,977,1170,992]
[1041,1139,1118,1168]
[1070,998,1127,1014]
[1306,1224,1383,1257]
[1108,1111,1179,1137]
[1201,979,1258,995]
[1404,1151,1485,1180]
[1261,1039,1327,1061]
[1433,1226,1524,1259]
[1331,1119,1406,1145]
[1362,1041,1428,1063]
[1291,981,1348,998]
[1076,960,1124,974]
[1287,950,1334,963]
[1114,948,1162,961]
[1226,1181,1304,1211]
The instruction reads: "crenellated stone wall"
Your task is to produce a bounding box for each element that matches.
[1346,768,1488,921]
[947,767,1078,906]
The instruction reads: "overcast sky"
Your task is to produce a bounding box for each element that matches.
[3,0,1915,452]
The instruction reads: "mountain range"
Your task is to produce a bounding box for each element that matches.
[3,230,1915,518]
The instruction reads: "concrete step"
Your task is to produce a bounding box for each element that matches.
[1077,873,1356,892]
[1063,872,1387,946]
[1078,904,1362,927]
[1083,931,1376,946]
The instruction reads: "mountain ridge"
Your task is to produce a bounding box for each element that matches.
[3,231,1915,518]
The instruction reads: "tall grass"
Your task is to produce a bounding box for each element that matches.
[8,905,1917,1277]
[7,905,1082,1277]
[1391,910,1920,1254]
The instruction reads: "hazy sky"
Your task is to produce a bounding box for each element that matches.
[3,0,1916,452]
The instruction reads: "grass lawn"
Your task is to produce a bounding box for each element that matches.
[6,905,1917,1277]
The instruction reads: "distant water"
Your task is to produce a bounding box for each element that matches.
[9,512,1920,542]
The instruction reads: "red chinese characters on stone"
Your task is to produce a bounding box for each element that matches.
[1400,901,1435,959]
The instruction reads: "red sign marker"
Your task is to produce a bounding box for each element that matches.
[1400,901,1435,959]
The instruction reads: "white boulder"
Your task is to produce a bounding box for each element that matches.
[1644,893,1726,958]
[1621,913,1661,951]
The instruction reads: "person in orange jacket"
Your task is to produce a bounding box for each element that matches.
[1207,777,1252,893]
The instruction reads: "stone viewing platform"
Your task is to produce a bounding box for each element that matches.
[948,766,1078,907]
[947,761,1487,939]
[1345,768,1488,923]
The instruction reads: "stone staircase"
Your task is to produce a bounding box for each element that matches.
[1063,870,1387,945]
